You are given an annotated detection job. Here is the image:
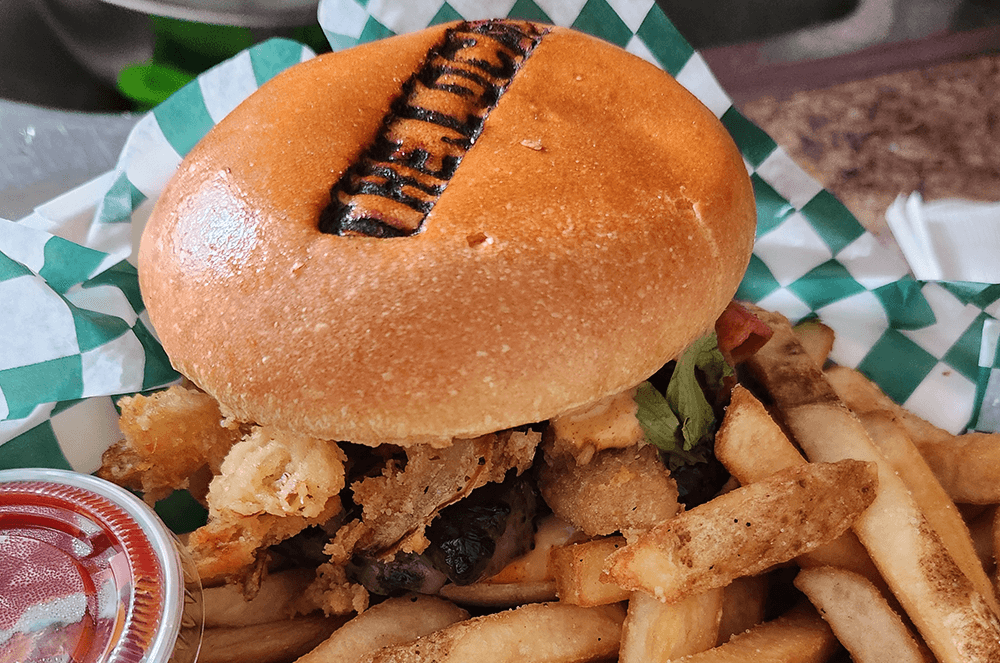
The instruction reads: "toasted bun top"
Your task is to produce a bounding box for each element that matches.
[139,21,756,446]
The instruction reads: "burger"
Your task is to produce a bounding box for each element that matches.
[103,19,760,611]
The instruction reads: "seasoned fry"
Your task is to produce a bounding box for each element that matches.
[714,385,806,475]
[859,410,999,614]
[826,365,1000,504]
[204,568,315,628]
[964,505,997,576]
[551,536,631,607]
[437,515,582,608]
[715,386,898,599]
[488,515,586,584]
[907,432,1000,505]
[357,602,626,663]
[792,319,835,370]
[199,615,348,663]
[671,603,838,663]
[793,534,888,600]
[438,580,557,607]
[294,594,469,663]
[604,459,877,603]
[747,307,1000,663]
[619,588,723,663]
[794,566,931,663]
[994,509,1000,594]
[716,575,768,645]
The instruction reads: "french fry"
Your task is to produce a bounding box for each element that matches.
[199,615,348,663]
[909,431,1000,505]
[357,602,626,663]
[203,568,315,628]
[792,319,835,370]
[487,515,586,584]
[964,505,998,576]
[294,594,469,663]
[826,365,1000,504]
[994,510,1000,594]
[437,580,557,607]
[551,536,631,606]
[603,459,877,603]
[715,389,887,592]
[859,410,1000,614]
[619,588,723,663]
[437,515,580,607]
[794,566,932,663]
[669,603,838,663]
[746,307,1000,663]
[714,385,807,475]
[716,574,769,645]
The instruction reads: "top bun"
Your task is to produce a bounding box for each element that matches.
[139,21,756,446]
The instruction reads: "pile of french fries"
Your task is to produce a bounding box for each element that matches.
[191,308,1000,663]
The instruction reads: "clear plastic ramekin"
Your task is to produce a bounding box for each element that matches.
[0,468,204,663]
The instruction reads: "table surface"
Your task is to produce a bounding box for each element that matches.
[738,51,1000,240]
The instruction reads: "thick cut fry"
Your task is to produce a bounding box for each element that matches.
[792,319,835,370]
[826,364,1000,504]
[994,510,1000,596]
[619,588,723,663]
[714,386,899,601]
[487,515,585,584]
[964,505,997,577]
[747,307,1000,663]
[714,385,806,475]
[794,566,931,663]
[909,432,1000,505]
[716,575,768,645]
[204,568,315,627]
[199,615,348,663]
[437,580,557,607]
[295,594,469,663]
[604,460,877,603]
[357,602,626,663]
[437,516,581,608]
[551,536,631,606]
[671,603,838,663]
[859,410,999,614]
[793,534,886,594]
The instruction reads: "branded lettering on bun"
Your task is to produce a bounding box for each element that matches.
[109,20,761,608]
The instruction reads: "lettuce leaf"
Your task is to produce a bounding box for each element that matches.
[634,333,733,471]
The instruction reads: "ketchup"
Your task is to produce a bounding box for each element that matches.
[0,469,203,663]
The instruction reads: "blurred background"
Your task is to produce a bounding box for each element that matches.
[2,0,998,113]
[1,0,998,220]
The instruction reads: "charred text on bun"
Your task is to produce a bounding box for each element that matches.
[139,19,756,447]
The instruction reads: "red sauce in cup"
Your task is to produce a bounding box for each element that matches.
[0,469,203,663]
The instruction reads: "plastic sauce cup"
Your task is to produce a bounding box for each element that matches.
[0,468,203,663]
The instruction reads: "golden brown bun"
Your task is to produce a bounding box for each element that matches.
[139,22,756,446]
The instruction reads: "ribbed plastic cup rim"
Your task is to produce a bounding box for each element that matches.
[0,467,187,663]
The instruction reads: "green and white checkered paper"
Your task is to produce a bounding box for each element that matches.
[3,0,999,480]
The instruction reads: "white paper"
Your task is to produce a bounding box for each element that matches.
[886,192,1000,283]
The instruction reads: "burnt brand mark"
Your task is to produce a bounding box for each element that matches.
[319,20,548,238]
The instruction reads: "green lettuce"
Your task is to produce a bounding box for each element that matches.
[634,333,732,470]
